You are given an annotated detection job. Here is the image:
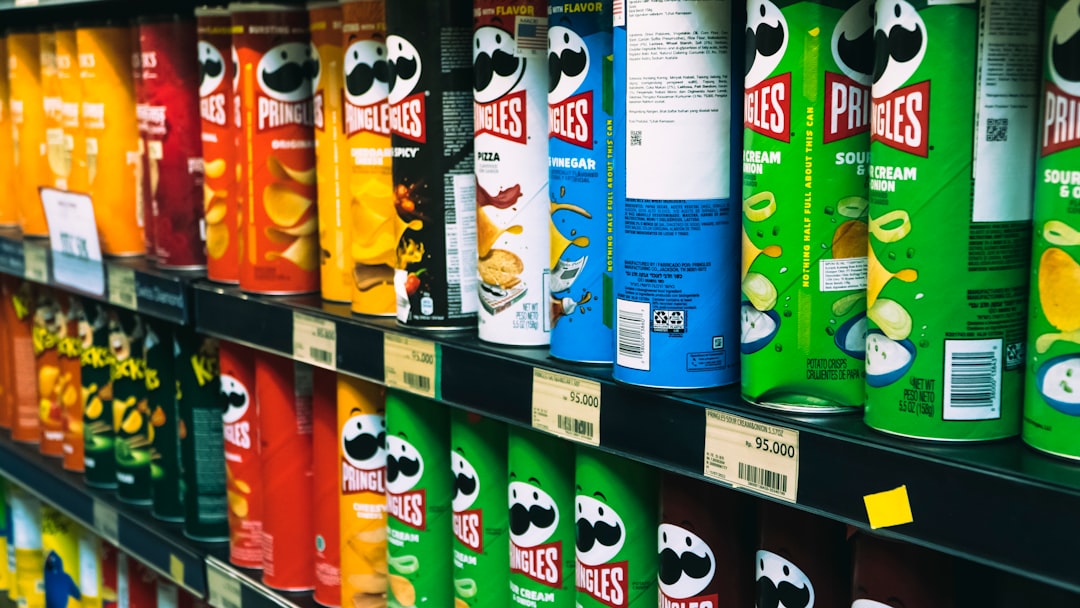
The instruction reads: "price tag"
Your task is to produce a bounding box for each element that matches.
[293,312,336,369]
[92,499,119,545]
[531,369,601,446]
[384,334,439,398]
[40,188,104,295]
[703,410,799,503]
[107,267,138,310]
[206,559,242,608]
[168,554,184,583]
[14,0,40,5]
[22,242,48,282]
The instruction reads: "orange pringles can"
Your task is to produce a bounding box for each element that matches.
[312,368,340,607]
[342,0,395,315]
[60,294,84,472]
[77,23,144,257]
[233,4,320,295]
[337,374,387,607]
[32,288,65,457]
[8,30,49,236]
[0,35,19,227]
[219,340,263,570]
[40,28,66,191]
[197,7,240,284]
[6,279,39,443]
[56,27,86,194]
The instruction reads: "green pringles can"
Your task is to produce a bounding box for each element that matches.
[143,318,181,522]
[1024,0,1080,459]
[741,0,872,410]
[574,447,658,608]
[78,300,115,490]
[109,309,150,504]
[450,411,507,608]
[508,427,574,608]
[865,0,1039,440]
[385,390,452,608]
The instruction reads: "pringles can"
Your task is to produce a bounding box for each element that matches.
[851,531,952,608]
[387,0,478,329]
[79,299,115,488]
[741,0,870,406]
[60,295,84,473]
[77,529,102,608]
[133,26,152,261]
[7,281,39,444]
[41,28,65,191]
[547,0,612,363]
[9,486,44,608]
[219,340,262,567]
[143,319,182,522]
[865,0,1038,440]
[40,506,81,608]
[756,501,848,608]
[109,310,150,505]
[0,34,17,226]
[233,4,320,295]
[312,368,340,607]
[8,30,49,236]
[56,27,86,194]
[32,290,65,456]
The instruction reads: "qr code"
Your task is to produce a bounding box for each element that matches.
[630,130,642,146]
[986,118,1008,142]
[1006,341,1024,370]
[652,309,685,333]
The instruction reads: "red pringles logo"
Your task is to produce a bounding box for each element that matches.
[1043,0,1080,155]
[657,523,718,608]
[451,449,483,552]
[389,92,426,143]
[387,35,427,143]
[871,80,929,157]
[870,0,929,156]
[509,479,563,588]
[549,24,593,148]
[745,0,790,142]
[474,23,529,144]
[576,560,628,608]
[576,494,628,607]
[825,0,873,144]
[340,411,386,495]
[745,73,791,142]
[475,89,526,143]
[386,434,426,530]
[345,38,392,137]
[824,73,869,143]
[255,41,318,131]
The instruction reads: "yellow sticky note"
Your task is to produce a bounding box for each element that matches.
[169,554,184,582]
[863,485,914,529]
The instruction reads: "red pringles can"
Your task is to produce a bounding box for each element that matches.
[219,340,263,569]
[137,15,207,269]
[233,4,319,294]
[851,531,953,608]
[256,352,315,590]
[757,501,849,608]
[312,367,340,607]
[197,7,240,283]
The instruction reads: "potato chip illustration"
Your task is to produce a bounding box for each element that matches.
[263,183,314,227]
[832,219,868,259]
[268,155,316,186]
[1040,247,1080,332]
[205,158,227,179]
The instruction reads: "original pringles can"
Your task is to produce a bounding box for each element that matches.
[756,500,848,608]
[741,0,871,407]
[8,30,49,236]
[219,340,262,568]
[79,299,115,488]
[387,0,478,329]
[864,0,1038,440]
[233,4,320,295]
[851,531,953,608]
[548,0,612,363]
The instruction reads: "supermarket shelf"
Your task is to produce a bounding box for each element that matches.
[194,282,1080,594]
[206,557,317,608]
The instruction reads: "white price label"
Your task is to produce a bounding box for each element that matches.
[384,334,438,398]
[92,499,119,545]
[107,267,138,310]
[531,369,601,446]
[206,559,242,608]
[703,410,799,503]
[40,188,104,295]
[292,312,336,369]
[22,242,48,282]
[14,0,40,5]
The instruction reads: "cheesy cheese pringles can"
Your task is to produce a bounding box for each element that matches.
[312,368,340,607]
[9,486,44,608]
[574,447,658,608]
[233,4,320,295]
[8,30,49,236]
[109,310,151,505]
[59,295,84,473]
[197,8,240,284]
[77,23,143,257]
[143,319,182,522]
[56,28,84,193]
[40,506,81,608]
[387,0,478,329]
[7,280,40,445]
[756,501,848,608]
[219,340,262,568]
[450,411,508,608]
[337,375,387,608]
[79,300,114,488]
[0,35,18,227]
[257,354,315,591]
[32,290,65,457]
[547,0,612,363]
[385,390,453,608]
[41,28,66,191]
[342,0,396,316]
[851,531,952,608]
[865,0,1039,440]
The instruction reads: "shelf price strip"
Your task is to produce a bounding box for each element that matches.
[92,499,119,545]
[107,266,138,310]
[383,333,440,398]
[292,312,337,369]
[206,558,243,608]
[22,242,48,283]
[531,369,601,446]
[703,410,800,503]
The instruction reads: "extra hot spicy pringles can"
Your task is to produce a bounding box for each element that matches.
[197,8,240,283]
[387,0,478,329]
[138,16,207,270]
[233,4,320,295]
[219,340,262,569]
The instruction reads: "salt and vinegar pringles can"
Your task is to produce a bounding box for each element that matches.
[60,282,85,473]
[56,27,85,194]
[32,290,65,456]
[7,280,40,445]
[741,0,870,406]
[109,310,151,505]
[864,0,1039,440]
[8,30,49,236]
[41,28,66,191]
[387,0,478,329]
[756,501,848,608]
[0,34,18,227]
[574,447,658,608]
[311,368,340,607]
[337,375,388,608]
[547,0,612,363]
[507,427,574,608]
[450,411,508,608]
[9,486,44,608]
[385,390,453,608]
[612,0,741,389]
[233,4,320,295]
[40,506,81,608]
[257,354,315,590]
[197,8,240,284]
[80,300,116,489]
[143,319,182,522]
[219,340,262,567]
[851,531,952,608]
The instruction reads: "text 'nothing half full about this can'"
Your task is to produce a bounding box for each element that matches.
[219,340,262,568]
[613,0,741,389]
[741,0,871,408]
[864,0,1038,441]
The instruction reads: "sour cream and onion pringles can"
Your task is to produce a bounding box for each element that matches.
[851,531,953,608]
[548,0,612,363]
[864,0,1038,440]
[0,35,17,227]
[756,500,848,608]
[8,30,49,236]
[219,340,262,568]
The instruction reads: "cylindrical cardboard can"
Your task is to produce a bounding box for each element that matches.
[659,474,753,607]
[0,478,9,593]
[110,310,151,505]
[0,35,17,226]
[143,319,182,522]
[450,411,508,608]
[119,554,158,608]
[7,280,40,444]
[473,0,550,346]
[175,329,229,543]
[0,280,10,431]
[32,289,65,456]
[77,24,143,256]
[756,501,848,608]
[219,340,262,567]
[56,27,85,193]
[851,531,952,608]
[60,294,84,473]
[131,25,152,261]
[342,0,396,316]
[741,0,870,406]
[41,28,66,192]
[385,390,452,607]
[337,375,387,608]
[387,0,478,329]
[138,16,207,270]
[233,4,320,295]
[8,31,49,236]
[507,427,574,608]
[197,8,240,284]
[80,299,115,489]
[77,527,102,608]
[10,486,44,608]
[41,506,81,608]
[864,0,1038,440]
[257,354,315,590]
[547,0,612,363]
[574,446,658,608]
[100,542,117,608]
[312,367,340,607]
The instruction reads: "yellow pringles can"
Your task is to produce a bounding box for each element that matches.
[8,30,49,237]
[40,506,81,608]
[0,36,19,226]
[56,27,85,194]
[40,28,67,191]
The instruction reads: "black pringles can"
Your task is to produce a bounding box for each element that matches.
[851,531,952,608]
[756,501,848,608]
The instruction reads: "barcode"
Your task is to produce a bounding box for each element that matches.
[308,347,332,364]
[630,130,642,146]
[60,233,89,258]
[738,462,787,495]
[616,299,649,371]
[944,339,1001,420]
[986,118,1008,142]
[403,371,431,392]
[557,414,594,439]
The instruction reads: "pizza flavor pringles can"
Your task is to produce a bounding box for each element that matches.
[32,290,65,457]
[8,30,49,236]
[143,319,182,522]
[197,8,240,283]
[851,531,952,608]
[41,28,66,191]
[312,368,340,607]
[219,340,262,568]
[385,390,452,608]
[109,310,151,505]
[7,280,40,445]
[9,486,44,608]
[59,295,84,473]
[756,500,848,608]
[56,27,86,199]
[233,4,320,295]
[79,299,115,488]
[0,35,17,227]
[337,375,387,608]
[40,506,81,608]
[387,0,478,329]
